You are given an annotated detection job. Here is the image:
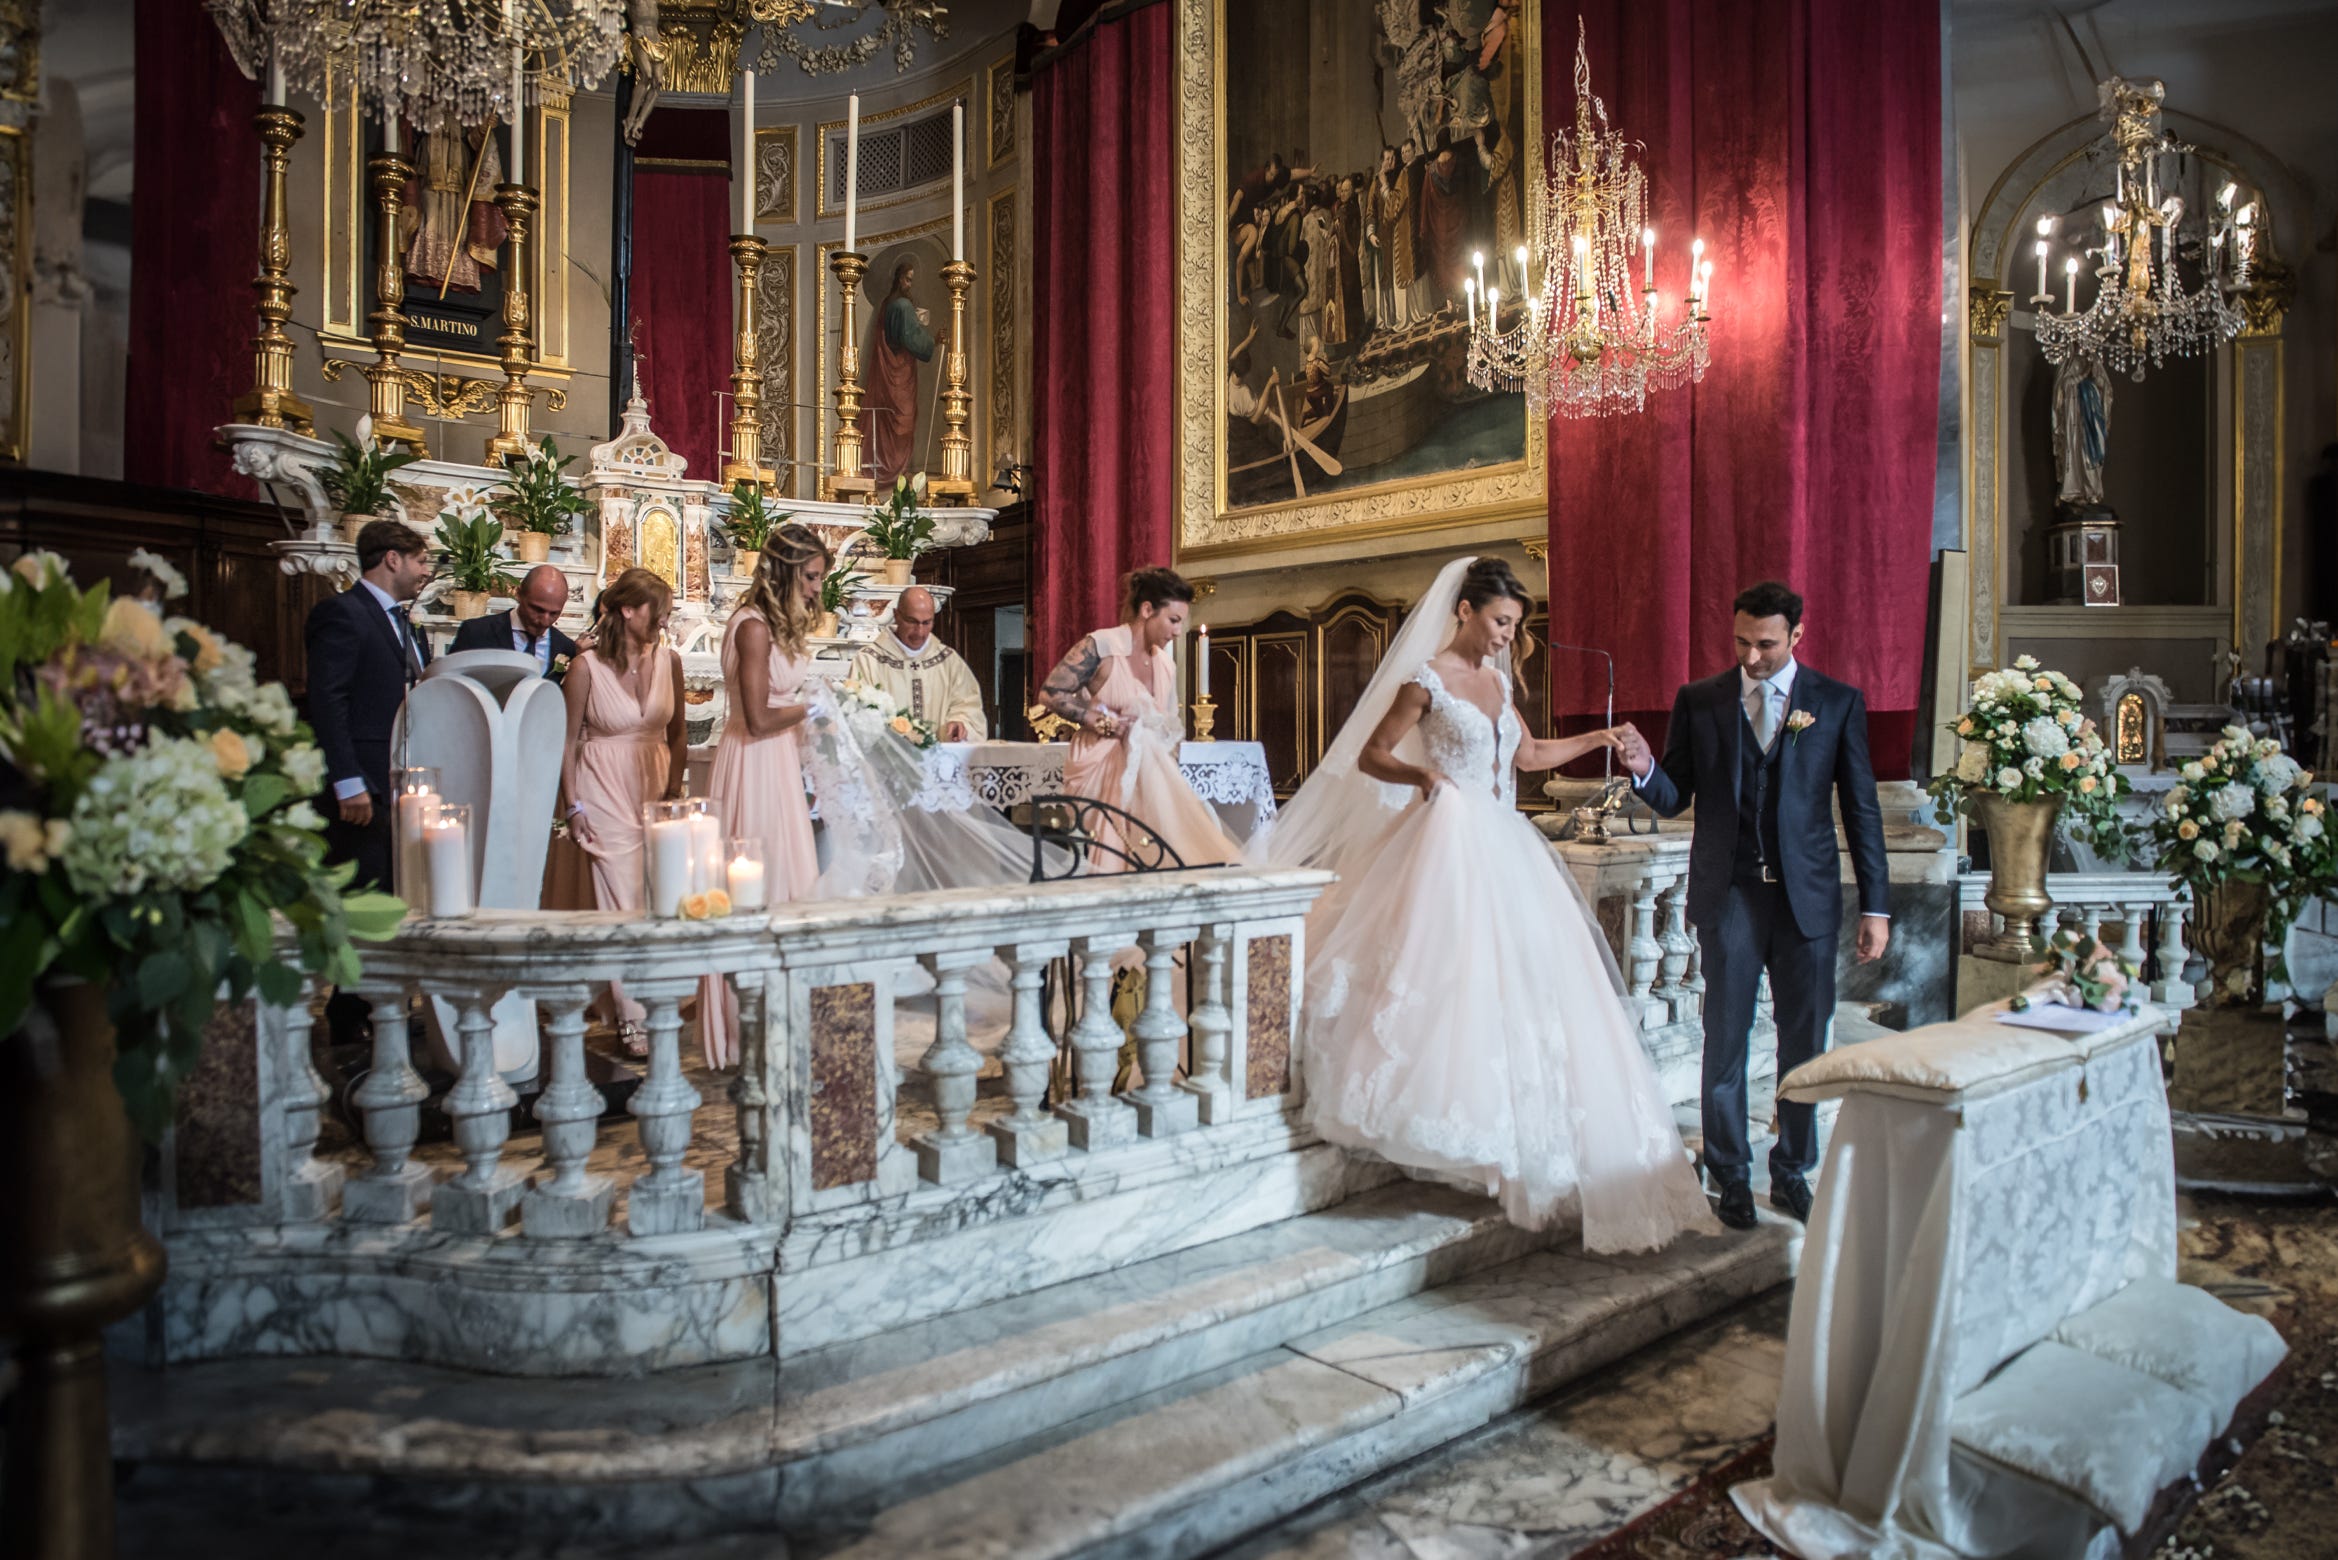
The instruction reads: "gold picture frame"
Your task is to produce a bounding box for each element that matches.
[1173,0,1546,562]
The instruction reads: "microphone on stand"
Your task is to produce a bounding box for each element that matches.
[1544,640,1617,781]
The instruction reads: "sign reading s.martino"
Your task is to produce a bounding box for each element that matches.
[1176,0,1543,558]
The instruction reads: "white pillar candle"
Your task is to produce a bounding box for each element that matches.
[844,93,860,253]
[1642,228,1654,291]
[1699,260,1713,317]
[951,100,964,262]
[1486,284,1499,333]
[648,818,693,916]
[267,55,285,108]
[385,106,400,156]
[1196,625,1211,697]
[2065,255,2078,313]
[688,811,723,893]
[2035,239,2048,300]
[510,57,525,185]
[741,69,756,231]
[424,818,473,917]
[727,855,767,911]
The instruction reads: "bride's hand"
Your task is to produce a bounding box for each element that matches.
[1416,774,1450,804]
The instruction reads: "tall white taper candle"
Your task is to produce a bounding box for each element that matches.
[741,70,755,230]
[951,100,964,261]
[844,94,860,252]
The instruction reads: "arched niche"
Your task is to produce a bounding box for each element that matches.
[1964,105,2299,699]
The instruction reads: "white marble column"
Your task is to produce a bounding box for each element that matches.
[522,985,612,1237]
[1057,937,1137,1150]
[915,950,999,1183]
[431,984,523,1232]
[271,989,343,1222]
[2153,899,2199,1008]
[988,940,1070,1167]
[1179,925,1236,1125]
[627,979,704,1235]
[1128,926,1198,1138]
[344,982,433,1223]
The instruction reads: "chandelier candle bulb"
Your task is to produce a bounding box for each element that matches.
[951,101,964,261]
[1486,285,1499,333]
[844,93,860,253]
[2065,255,2079,313]
[1642,228,1654,289]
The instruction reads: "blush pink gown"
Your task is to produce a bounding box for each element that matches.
[1059,625,1237,871]
[567,647,679,1027]
[697,614,822,1069]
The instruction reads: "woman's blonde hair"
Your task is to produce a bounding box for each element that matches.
[590,567,672,674]
[737,522,829,657]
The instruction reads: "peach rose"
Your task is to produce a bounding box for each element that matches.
[680,892,711,920]
[2058,752,2082,771]
[97,597,169,659]
[208,728,252,780]
[705,889,733,917]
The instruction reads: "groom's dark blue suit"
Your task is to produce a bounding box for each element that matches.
[1633,661,1890,1185]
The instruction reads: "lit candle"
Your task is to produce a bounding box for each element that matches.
[1195,624,1211,697]
[727,852,767,911]
[1513,243,1527,281]
[423,815,472,918]
[1642,227,1654,291]
[1473,249,1486,309]
[2034,238,2049,300]
[509,63,525,185]
[1465,276,1475,324]
[1572,234,1589,304]
[1698,259,1714,317]
[687,810,723,893]
[1486,284,1499,333]
[648,818,693,916]
[395,786,435,908]
[2064,255,2079,313]
[951,100,965,262]
[844,93,860,253]
[1689,237,1705,303]
[741,69,756,232]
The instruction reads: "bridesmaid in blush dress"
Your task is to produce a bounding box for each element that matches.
[1037,566,1237,870]
[697,523,828,1069]
[559,567,688,1053]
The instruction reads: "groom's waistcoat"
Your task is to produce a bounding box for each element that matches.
[1733,714,1786,880]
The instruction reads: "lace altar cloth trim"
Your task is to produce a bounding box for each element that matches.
[915,741,1280,819]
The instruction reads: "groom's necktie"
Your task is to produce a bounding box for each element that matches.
[1749,679,1781,751]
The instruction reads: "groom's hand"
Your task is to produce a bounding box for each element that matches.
[1856,915,1890,963]
[1617,724,1654,777]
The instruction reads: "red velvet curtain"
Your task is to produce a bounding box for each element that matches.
[1028,1,1177,676]
[1543,0,1941,779]
[126,0,260,494]
[631,109,734,481]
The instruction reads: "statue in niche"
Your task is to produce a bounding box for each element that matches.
[402,121,508,296]
[2052,350,2114,513]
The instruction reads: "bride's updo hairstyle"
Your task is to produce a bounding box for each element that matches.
[1455,557,1539,673]
[1124,565,1196,618]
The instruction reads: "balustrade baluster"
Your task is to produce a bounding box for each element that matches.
[726,972,786,1223]
[274,985,343,1221]
[1129,927,1200,1137]
[990,941,1071,1166]
[1058,938,1138,1150]
[2153,897,2198,1007]
[2079,904,2106,947]
[344,982,432,1223]
[431,984,523,1233]
[627,980,704,1234]
[916,951,998,1183]
[1627,876,1661,1001]
[1179,925,1236,1124]
[2115,903,2148,973]
[1655,878,1692,1004]
[523,985,612,1237]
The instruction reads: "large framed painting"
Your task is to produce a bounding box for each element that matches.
[1175,0,1544,561]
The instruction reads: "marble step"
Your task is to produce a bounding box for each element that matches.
[114,1181,1551,1538]
[813,1214,1798,1560]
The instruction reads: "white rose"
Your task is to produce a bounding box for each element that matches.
[1996,767,2024,791]
[2014,654,2040,671]
[2210,784,2257,823]
[2194,841,2220,862]
[2301,814,2325,841]
[2182,762,2205,782]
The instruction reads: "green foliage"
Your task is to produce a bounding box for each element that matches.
[433,512,518,594]
[491,434,590,537]
[722,481,789,552]
[321,429,419,517]
[819,562,870,614]
[861,472,936,561]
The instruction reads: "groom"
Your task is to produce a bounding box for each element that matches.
[1619,581,1890,1230]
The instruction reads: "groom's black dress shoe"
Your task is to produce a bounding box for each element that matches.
[1713,1179,1757,1230]
[1770,1173,1814,1223]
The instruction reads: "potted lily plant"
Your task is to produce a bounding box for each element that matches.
[491,434,590,565]
[816,560,869,639]
[434,512,514,620]
[862,472,935,587]
[723,481,787,580]
[320,426,418,546]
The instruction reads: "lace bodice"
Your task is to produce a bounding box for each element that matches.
[1412,664,1520,804]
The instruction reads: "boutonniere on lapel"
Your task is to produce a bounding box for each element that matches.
[547,653,573,686]
[1785,709,1817,744]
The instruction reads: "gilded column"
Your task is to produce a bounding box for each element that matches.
[363,149,429,453]
[485,181,539,463]
[724,233,774,489]
[230,105,317,433]
[825,248,874,501]
[927,257,977,504]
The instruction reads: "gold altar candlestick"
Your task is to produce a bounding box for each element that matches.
[1190,694,1219,743]
[825,248,876,501]
[927,258,978,505]
[723,234,776,489]
[362,151,430,454]
[485,182,539,463]
[230,105,316,434]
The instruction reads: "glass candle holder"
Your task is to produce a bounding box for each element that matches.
[420,801,474,918]
[642,799,697,918]
[392,766,442,916]
[725,836,769,912]
[684,796,724,894]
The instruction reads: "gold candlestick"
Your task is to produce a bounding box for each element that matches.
[362,151,429,454]
[1191,694,1219,743]
[825,248,875,502]
[723,234,776,489]
[230,105,316,434]
[485,182,539,463]
[927,258,978,505]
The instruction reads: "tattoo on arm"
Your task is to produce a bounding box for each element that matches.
[1039,634,1103,722]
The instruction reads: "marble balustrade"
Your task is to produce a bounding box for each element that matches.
[1956,869,2198,1007]
[135,868,1336,1375]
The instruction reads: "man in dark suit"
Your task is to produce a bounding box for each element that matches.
[306,519,434,892]
[1620,581,1890,1230]
[449,563,578,673]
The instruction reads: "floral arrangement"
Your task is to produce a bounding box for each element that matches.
[491,434,590,537]
[2146,725,2337,953]
[678,889,733,920]
[1927,654,2129,855]
[834,676,938,750]
[860,472,936,561]
[320,425,418,519]
[0,552,402,1135]
[2010,928,2138,1015]
[721,481,788,553]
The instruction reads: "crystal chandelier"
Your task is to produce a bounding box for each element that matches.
[207,1,628,130]
[1466,19,1710,419]
[2029,76,2253,381]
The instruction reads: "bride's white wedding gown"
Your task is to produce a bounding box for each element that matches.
[1300,664,1718,1252]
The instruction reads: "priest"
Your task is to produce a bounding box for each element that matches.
[851,586,988,742]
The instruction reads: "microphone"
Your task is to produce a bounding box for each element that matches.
[1544,640,1617,781]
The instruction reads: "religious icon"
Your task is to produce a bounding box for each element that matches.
[403,121,509,297]
[2115,691,2147,765]
[859,241,947,489]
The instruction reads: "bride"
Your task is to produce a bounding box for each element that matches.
[1260,557,1716,1253]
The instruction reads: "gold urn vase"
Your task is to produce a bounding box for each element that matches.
[1973,793,2062,961]
[2191,879,2271,1009]
[1,980,169,1557]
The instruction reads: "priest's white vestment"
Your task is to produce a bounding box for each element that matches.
[850,632,989,740]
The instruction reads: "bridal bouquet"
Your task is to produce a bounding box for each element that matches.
[1927,655,2128,854]
[2146,726,2336,955]
[2010,928,2139,1015]
[833,676,939,750]
[0,551,403,1135]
